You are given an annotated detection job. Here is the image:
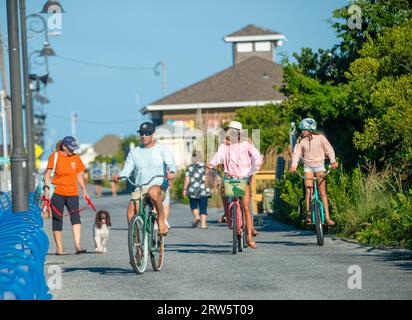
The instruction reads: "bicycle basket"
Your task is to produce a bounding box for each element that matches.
[223,178,248,197]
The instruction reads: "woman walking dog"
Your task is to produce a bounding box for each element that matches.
[44,136,89,255]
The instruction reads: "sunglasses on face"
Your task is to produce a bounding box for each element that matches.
[139,131,153,137]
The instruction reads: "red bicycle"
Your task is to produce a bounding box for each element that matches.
[210,168,248,254]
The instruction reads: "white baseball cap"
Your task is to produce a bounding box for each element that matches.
[226,121,243,131]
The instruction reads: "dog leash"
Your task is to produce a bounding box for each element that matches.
[42,196,98,218]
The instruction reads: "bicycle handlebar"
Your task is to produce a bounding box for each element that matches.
[119,175,165,187]
[294,168,332,180]
[207,166,249,181]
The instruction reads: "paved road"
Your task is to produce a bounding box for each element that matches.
[44,187,412,300]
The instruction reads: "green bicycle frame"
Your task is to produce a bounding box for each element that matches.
[132,195,154,253]
[311,180,325,224]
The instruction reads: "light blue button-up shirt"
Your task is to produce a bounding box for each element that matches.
[119,143,176,190]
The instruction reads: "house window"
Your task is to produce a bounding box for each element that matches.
[255,42,271,52]
[237,42,253,53]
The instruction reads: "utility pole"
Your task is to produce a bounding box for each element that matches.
[71,112,77,138]
[154,61,167,97]
[0,31,12,148]
[161,61,167,97]
[20,0,36,191]
[6,0,29,212]
[0,90,10,191]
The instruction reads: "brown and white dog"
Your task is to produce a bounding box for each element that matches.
[93,210,111,254]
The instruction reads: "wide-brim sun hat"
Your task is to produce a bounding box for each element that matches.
[225,121,243,131]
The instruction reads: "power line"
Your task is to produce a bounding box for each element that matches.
[47,112,139,125]
[55,54,155,71]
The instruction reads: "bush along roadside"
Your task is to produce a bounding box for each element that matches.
[170,170,189,205]
[275,167,412,250]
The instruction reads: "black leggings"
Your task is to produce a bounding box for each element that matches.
[51,194,81,231]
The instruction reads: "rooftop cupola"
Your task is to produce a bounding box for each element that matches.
[224,24,286,65]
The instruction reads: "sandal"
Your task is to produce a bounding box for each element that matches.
[305,212,312,225]
[326,219,336,226]
[247,239,257,249]
[158,222,169,236]
[75,249,87,255]
[252,228,259,237]
[192,219,201,228]
[219,215,228,224]
[55,252,68,256]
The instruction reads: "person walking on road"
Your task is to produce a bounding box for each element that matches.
[107,159,121,197]
[90,161,104,197]
[113,122,176,236]
[44,136,89,255]
[183,152,211,229]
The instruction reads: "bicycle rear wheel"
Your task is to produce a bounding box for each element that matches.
[128,215,148,274]
[150,217,164,271]
[232,204,238,254]
[314,202,324,246]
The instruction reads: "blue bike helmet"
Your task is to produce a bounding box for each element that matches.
[299,118,317,131]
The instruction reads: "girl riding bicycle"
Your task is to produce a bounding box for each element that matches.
[208,121,263,249]
[290,118,338,226]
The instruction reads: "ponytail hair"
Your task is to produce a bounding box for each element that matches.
[54,140,64,151]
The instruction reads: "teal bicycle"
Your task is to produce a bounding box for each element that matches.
[120,175,165,274]
[295,168,331,246]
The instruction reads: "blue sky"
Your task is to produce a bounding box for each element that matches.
[0,0,348,151]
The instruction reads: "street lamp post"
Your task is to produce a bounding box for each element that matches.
[6,0,29,212]
[19,0,36,191]
[20,3,56,191]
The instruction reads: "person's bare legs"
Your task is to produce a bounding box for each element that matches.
[111,181,117,197]
[148,186,168,235]
[192,208,200,224]
[53,231,64,254]
[72,224,82,251]
[316,172,334,225]
[96,184,102,197]
[127,200,139,223]
[241,185,256,249]
[220,192,229,223]
[200,214,208,228]
[304,172,314,223]
[163,203,171,229]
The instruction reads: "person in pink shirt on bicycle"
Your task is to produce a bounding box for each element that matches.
[208,121,263,249]
[290,118,338,226]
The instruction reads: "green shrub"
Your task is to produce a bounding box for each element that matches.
[170,170,189,205]
[357,190,412,248]
[276,166,412,249]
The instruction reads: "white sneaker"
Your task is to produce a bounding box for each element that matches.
[165,220,171,230]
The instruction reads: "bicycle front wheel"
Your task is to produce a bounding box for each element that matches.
[128,215,148,274]
[150,218,165,272]
[314,202,324,246]
[238,208,245,252]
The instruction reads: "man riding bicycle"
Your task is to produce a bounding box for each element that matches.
[113,122,176,236]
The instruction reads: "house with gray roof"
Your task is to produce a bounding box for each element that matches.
[141,25,287,129]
